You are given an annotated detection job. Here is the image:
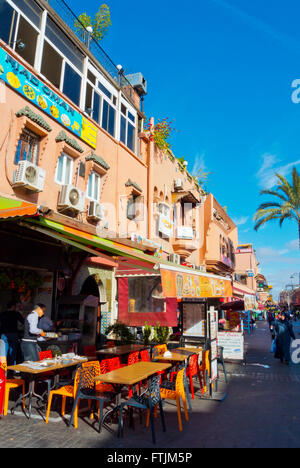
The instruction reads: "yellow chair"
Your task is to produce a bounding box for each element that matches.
[82,361,114,420]
[2,362,26,416]
[159,368,189,431]
[199,350,210,394]
[46,368,80,428]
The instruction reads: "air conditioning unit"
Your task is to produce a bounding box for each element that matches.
[88,201,105,221]
[125,73,147,96]
[13,160,45,192]
[168,253,181,265]
[58,185,85,213]
[174,179,183,191]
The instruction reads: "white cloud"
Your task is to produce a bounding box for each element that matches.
[256,153,300,189]
[286,239,299,251]
[233,216,249,226]
[191,152,206,175]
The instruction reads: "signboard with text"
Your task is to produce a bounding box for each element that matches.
[0,45,97,149]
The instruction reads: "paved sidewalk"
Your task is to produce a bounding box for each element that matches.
[1,321,300,448]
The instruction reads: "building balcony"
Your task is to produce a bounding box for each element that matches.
[172,226,198,259]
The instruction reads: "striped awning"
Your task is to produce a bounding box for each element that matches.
[0,196,38,219]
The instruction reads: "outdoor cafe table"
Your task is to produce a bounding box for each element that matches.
[95,361,171,427]
[7,357,87,419]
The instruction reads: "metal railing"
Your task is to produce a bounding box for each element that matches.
[47,0,137,102]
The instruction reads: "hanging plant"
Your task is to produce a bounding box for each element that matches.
[145,118,175,152]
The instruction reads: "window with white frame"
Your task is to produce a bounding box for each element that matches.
[120,100,136,152]
[85,64,117,138]
[55,153,73,186]
[87,172,101,202]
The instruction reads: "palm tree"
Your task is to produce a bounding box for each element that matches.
[254,167,300,248]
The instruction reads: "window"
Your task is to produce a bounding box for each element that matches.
[11,0,42,28]
[41,41,63,89]
[15,128,40,165]
[0,1,16,44]
[16,15,38,67]
[87,172,101,201]
[63,63,82,107]
[128,277,165,314]
[127,195,144,221]
[85,65,117,137]
[120,101,136,152]
[55,153,73,185]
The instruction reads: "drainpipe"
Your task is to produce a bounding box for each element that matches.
[147,117,154,240]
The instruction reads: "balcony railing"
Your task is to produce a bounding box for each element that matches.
[47,0,136,101]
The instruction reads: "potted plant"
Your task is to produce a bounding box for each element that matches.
[105,322,135,345]
[142,322,152,346]
[153,322,171,345]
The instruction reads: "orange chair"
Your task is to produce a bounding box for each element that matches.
[83,361,115,394]
[45,368,80,428]
[152,344,167,360]
[198,350,210,394]
[170,354,202,400]
[2,363,26,417]
[159,368,189,432]
[127,352,140,398]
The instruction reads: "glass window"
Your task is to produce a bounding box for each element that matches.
[127,123,135,152]
[63,63,82,107]
[11,0,42,28]
[93,92,101,124]
[120,115,126,144]
[102,100,115,137]
[45,17,84,72]
[41,41,63,89]
[55,153,73,185]
[128,277,165,314]
[87,172,100,201]
[98,81,112,100]
[120,102,136,152]
[0,0,16,44]
[15,128,40,165]
[16,15,38,66]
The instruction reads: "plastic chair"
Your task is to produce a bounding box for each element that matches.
[170,354,202,400]
[152,344,168,360]
[68,363,116,433]
[140,350,150,362]
[3,361,25,416]
[108,357,122,371]
[198,350,210,394]
[118,375,166,444]
[38,350,55,401]
[106,341,115,349]
[127,352,140,398]
[217,346,228,383]
[160,368,189,431]
[45,368,81,427]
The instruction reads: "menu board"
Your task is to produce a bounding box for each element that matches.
[183,303,206,337]
[208,308,218,382]
[217,332,244,361]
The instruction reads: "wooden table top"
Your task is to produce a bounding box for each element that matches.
[8,358,87,375]
[95,361,171,386]
[177,347,203,354]
[155,351,189,362]
[96,344,146,356]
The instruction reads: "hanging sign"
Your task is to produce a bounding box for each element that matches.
[0,45,97,149]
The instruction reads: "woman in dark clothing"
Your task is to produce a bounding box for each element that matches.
[274,312,295,365]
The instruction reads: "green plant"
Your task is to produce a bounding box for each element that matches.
[105,322,135,344]
[75,4,111,42]
[153,322,170,344]
[254,166,300,248]
[142,322,152,346]
[145,118,175,152]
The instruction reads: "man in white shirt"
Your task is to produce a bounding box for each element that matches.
[21,305,45,362]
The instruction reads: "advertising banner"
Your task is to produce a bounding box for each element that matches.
[0,45,97,149]
[161,268,233,299]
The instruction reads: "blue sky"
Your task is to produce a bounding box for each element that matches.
[71,0,300,299]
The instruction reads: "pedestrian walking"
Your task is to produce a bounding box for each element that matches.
[273,312,296,365]
[0,301,24,365]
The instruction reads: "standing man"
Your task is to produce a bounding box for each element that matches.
[0,301,24,365]
[21,305,46,362]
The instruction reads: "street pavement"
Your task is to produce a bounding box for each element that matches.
[1,320,300,448]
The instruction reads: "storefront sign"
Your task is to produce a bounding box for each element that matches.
[218,331,244,360]
[0,45,98,149]
[176,226,194,240]
[158,214,173,238]
[161,268,233,299]
[244,294,257,311]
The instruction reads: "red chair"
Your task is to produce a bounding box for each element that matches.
[108,357,122,371]
[100,359,110,374]
[127,351,139,366]
[170,354,203,399]
[39,350,53,361]
[106,341,115,349]
[140,350,150,362]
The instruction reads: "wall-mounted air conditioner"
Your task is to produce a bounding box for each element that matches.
[88,201,105,221]
[58,185,85,213]
[174,179,183,191]
[13,160,45,192]
[168,253,181,265]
